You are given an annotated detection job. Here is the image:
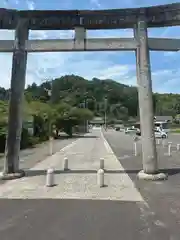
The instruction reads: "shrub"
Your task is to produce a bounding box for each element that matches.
[27,136,40,147]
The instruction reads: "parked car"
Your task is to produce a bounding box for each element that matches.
[125,127,138,134]
[154,129,168,138]
[136,129,167,138]
[136,128,141,136]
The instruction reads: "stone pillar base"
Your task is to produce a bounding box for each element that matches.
[0,169,25,180]
[137,170,168,181]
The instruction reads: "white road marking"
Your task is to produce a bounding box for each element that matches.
[119,155,131,160]
[100,129,146,203]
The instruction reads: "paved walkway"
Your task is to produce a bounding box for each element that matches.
[0,134,80,172]
[0,129,144,201]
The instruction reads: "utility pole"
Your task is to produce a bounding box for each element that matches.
[92,97,97,113]
[82,92,89,133]
[104,97,108,130]
[83,99,89,133]
[44,80,53,156]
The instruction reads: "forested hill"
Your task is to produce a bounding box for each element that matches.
[26,75,139,120]
[1,75,180,120]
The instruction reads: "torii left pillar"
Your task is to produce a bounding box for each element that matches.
[1,19,29,179]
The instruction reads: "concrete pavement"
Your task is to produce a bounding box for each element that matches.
[0,129,143,201]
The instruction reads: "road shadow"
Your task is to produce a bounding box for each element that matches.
[24,167,180,178]
[75,136,98,139]
[25,169,135,177]
[159,168,180,176]
[55,135,98,139]
[24,169,141,177]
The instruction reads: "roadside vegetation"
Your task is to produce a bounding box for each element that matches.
[1,74,180,153]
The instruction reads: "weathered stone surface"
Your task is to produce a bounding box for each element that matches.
[134,20,158,174]
[137,170,168,181]
[0,3,180,30]
[5,20,29,174]
[0,169,25,180]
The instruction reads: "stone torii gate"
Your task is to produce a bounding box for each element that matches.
[0,3,180,180]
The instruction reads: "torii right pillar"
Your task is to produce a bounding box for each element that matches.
[134,19,167,180]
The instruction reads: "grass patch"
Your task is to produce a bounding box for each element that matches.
[171,129,180,133]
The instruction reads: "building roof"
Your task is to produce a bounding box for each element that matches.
[89,117,104,124]
[92,117,103,121]
[154,116,173,122]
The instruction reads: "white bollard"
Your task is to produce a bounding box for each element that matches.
[134,142,137,156]
[177,144,180,151]
[168,142,172,156]
[100,158,104,170]
[46,168,55,187]
[97,169,104,187]
[157,139,161,145]
[162,139,166,148]
[64,157,69,171]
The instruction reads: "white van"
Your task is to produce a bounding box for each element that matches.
[154,121,170,133]
[154,128,168,138]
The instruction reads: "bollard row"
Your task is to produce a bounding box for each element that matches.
[100,158,104,169]
[64,157,68,171]
[46,157,106,188]
[97,169,104,187]
[62,157,105,171]
[168,142,172,156]
[163,142,180,156]
[46,168,55,187]
[177,144,180,151]
[133,138,180,157]
[134,142,137,156]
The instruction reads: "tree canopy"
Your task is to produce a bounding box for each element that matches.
[0,74,179,124]
[23,74,180,120]
[0,74,179,152]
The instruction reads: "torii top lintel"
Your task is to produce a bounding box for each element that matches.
[0,2,180,30]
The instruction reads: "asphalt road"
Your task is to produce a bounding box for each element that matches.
[103,129,180,239]
[0,199,170,240]
[0,129,180,239]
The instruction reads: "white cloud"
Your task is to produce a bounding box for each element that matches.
[26,0,35,10]
[97,65,135,79]
[0,30,15,40]
[0,27,135,89]
[90,0,101,8]
[87,29,133,38]
[0,0,180,93]
[151,68,180,93]
[0,53,13,89]
[163,52,177,57]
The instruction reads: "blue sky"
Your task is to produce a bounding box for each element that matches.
[0,0,180,93]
